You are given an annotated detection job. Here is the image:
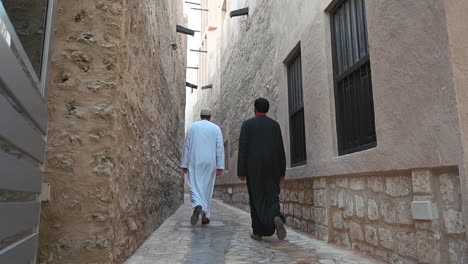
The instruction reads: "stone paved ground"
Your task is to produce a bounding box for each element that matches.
[125,195,384,264]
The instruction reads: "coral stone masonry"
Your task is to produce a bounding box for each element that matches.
[38,0,187,263]
[215,167,467,263]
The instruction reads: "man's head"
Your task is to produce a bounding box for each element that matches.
[254,97,270,114]
[200,109,212,120]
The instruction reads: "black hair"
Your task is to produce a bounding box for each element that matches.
[201,115,211,120]
[254,97,270,113]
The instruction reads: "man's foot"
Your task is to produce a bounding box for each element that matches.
[201,213,210,225]
[250,233,262,241]
[191,205,202,225]
[274,216,287,240]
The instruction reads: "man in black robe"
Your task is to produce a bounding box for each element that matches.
[237,97,287,240]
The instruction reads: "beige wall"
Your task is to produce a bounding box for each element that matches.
[39,0,187,263]
[192,0,463,185]
[444,0,468,246]
[190,0,468,262]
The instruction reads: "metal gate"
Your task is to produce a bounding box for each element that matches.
[0,1,55,263]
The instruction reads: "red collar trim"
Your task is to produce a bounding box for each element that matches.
[256,113,267,116]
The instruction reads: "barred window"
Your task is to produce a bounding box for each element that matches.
[330,0,377,155]
[287,49,307,166]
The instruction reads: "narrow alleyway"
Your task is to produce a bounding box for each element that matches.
[125,196,382,264]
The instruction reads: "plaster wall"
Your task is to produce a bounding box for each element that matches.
[192,0,463,185]
[444,0,468,242]
[189,0,468,261]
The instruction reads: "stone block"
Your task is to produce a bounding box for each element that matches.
[443,209,465,234]
[301,220,308,232]
[440,173,458,205]
[381,200,396,224]
[302,206,311,220]
[352,242,374,256]
[283,189,290,201]
[396,231,417,258]
[316,225,329,242]
[373,250,389,263]
[307,222,315,235]
[349,221,364,241]
[290,190,298,202]
[448,238,468,264]
[416,232,440,264]
[336,178,348,188]
[332,211,343,229]
[355,195,365,218]
[338,233,351,249]
[350,178,365,191]
[412,169,432,193]
[92,103,114,118]
[368,199,379,221]
[298,191,305,204]
[283,203,289,215]
[313,178,326,189]
[314,190,326,207]
[92,213,109,222]
[338,190,345,209]
[344,194,354,218]
[386,176,412,197]
[397,199,413,224]
[304,190,314,205]
[294,203,302,217]
[364,225,378,246]
[330,191,338,207]
[368,176,384,193]
[378,227,394,250]
[293,218,301,229]
[97,238,109,249]
[313,207,328,225]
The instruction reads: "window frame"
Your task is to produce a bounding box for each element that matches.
[285,45,307,167]
[329,0,377,156]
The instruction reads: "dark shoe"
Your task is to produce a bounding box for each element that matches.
[274,216,286,240]
[250,233,262,241]
[202,218,210,225]
[191,205,202,225]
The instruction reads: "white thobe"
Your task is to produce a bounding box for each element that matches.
[181,120,224,217]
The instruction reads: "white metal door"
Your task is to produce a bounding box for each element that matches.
[0,1,55,263]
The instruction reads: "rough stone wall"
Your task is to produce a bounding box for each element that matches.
[38,0,186,263]
[192,0,279,158]
[214,167,468,264]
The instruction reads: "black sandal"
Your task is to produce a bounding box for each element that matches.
[201,218,210,225]
[191,205,202,225]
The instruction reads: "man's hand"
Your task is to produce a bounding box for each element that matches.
[238,176,246,182]
[216,169,224,176]
[182,168,188,174]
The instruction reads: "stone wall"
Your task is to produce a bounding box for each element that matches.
[215,167,468,263]
[38,0,186,263]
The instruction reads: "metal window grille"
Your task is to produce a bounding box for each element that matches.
[287,51,307,166]
[331,0,377,155]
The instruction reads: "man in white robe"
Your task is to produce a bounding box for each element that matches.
[181,109,224,225]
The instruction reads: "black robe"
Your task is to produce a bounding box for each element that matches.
[237,115,286,236]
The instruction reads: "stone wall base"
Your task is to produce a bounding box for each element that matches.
[214,167,468,264]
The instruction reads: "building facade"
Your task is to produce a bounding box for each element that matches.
[188,0,468,263]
